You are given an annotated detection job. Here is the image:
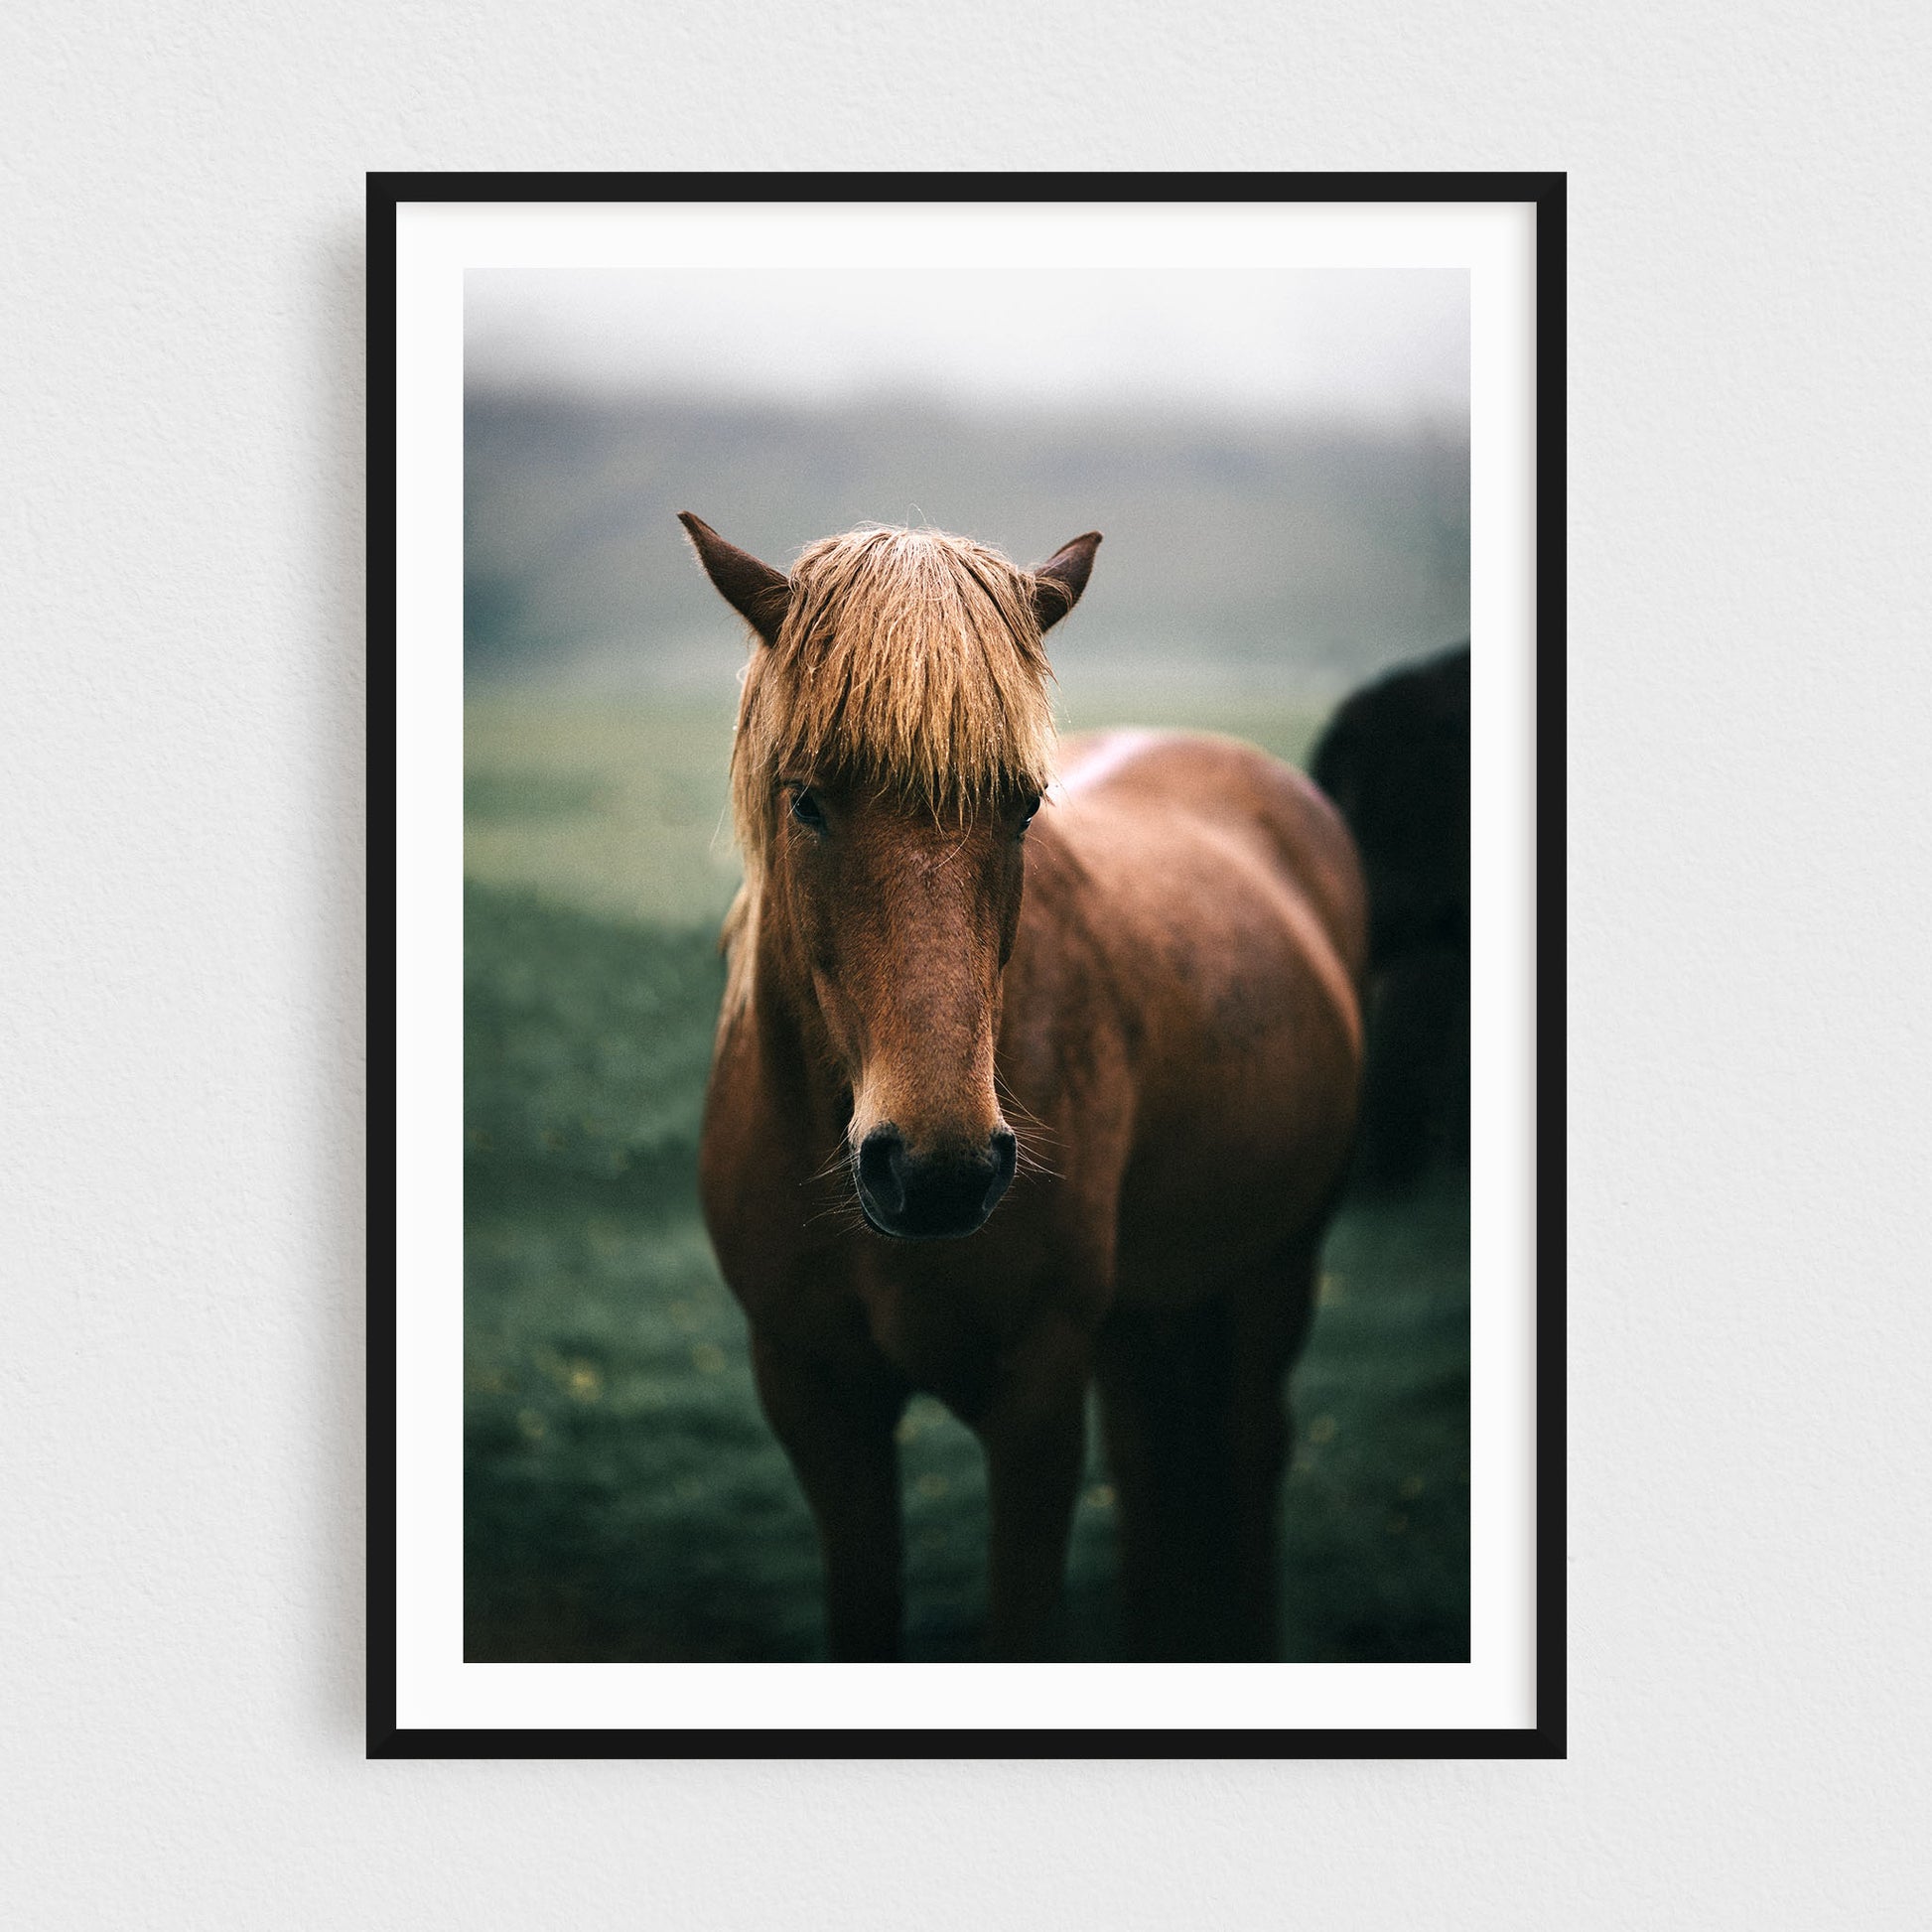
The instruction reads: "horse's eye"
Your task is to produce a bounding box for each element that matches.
[789,787,827,832]
[1019,793,1041,831]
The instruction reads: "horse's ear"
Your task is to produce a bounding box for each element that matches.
[678,512,792,647]
[1032,531,1102,633]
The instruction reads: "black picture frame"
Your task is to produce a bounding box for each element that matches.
[367,169,1566,1760]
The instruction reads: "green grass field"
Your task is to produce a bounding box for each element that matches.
[464,691,1468,1662]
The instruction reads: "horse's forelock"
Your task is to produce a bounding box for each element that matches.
[729,526,1058,854]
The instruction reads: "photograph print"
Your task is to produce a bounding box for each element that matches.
[376,177,1560,1753]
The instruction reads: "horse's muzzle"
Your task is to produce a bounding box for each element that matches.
[854,1126,1017,1241]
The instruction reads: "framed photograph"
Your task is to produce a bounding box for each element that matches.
[370,171,1564,1757]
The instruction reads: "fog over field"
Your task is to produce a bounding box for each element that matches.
[466,266,1468,705]
[466,394,1468,704]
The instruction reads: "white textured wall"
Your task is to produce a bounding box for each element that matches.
[6,2,1929,1924]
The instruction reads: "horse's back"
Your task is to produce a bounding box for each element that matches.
[1034,730,1367,1294]
[1053,728,1366,988]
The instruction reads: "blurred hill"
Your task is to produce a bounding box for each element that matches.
[466,391,1468,703]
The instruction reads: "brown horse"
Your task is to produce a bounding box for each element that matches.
[680,514,1366,1661]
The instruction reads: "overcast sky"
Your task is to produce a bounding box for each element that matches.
[466,267,1468,424]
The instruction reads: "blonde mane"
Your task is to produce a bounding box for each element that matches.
[720,524,1060,1015]
[731,525,1058,843]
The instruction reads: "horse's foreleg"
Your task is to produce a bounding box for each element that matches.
[974,1325,1089,1661]
[749,1326,907,1662]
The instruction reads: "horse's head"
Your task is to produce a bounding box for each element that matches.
[681,515,1099,1241]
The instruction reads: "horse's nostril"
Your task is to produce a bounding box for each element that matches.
[857,1128,907,1216]
[854,1126,1018,1238]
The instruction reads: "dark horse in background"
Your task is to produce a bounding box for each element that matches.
[1311,643,1470,1192]
[680,514,1367,1661]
